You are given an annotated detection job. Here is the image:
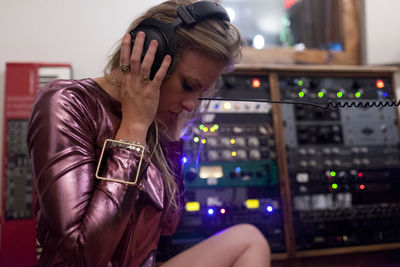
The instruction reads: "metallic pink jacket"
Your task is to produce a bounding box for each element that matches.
[27,79,185,267]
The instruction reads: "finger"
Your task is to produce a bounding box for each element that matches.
[130,31,145,73]
[120,33,132,68]
[140,39,158,77]
[152,55,172,86]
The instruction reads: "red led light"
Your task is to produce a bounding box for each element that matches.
[360,184,365,190]
[376,79,385,89]
[252,78,261,88]
[358,172,363,178]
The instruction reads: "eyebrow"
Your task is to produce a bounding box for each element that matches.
[186,76,205,91]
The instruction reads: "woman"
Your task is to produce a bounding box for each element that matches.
[27,0,270,266]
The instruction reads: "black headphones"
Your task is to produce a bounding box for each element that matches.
[129,1,230,80]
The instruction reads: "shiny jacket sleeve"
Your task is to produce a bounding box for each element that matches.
[27,84,156,266]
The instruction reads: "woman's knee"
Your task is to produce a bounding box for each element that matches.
[227,224,270,252]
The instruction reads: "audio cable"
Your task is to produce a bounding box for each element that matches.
[198,97,400,109]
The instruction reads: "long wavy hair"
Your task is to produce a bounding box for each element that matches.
[105,0,243,210]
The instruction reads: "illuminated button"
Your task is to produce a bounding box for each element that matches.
[245,199,259,209]
[266,205,274,213]
[252,78,261,88]
[185,202,200,212]
[224,102,232,110]
[376,79,385,88]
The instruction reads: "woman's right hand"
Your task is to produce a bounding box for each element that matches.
[115,32,171,144]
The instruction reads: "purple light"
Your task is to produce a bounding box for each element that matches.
[207,208,215,215]
[266,205,274,213]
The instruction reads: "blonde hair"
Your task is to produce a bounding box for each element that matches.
[105,0,243,210]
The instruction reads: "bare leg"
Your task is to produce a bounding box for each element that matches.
[161,224,271,267]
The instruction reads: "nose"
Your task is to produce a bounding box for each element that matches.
[181,94,198,113]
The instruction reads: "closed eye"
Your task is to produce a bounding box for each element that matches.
[182,80,194,92]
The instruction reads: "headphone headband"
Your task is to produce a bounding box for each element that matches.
[176,1,230,26]
[130,1,231,79]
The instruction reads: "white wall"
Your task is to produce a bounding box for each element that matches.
[362,0,400,65]
[0,0,164,191]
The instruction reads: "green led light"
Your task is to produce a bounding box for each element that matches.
[213,124,219,130]
[199,125,204,130]
[332,183,338,189]
[337,92,343,98]
[330,171,336,177]
[355,92,361,98]
[298,91,305,98]
[193,137,200,143]
[298,80,304,86]
[318,92,324,98]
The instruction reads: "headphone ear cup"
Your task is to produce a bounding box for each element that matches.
[130,27,169,80]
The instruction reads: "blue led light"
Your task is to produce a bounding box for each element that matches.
[207,208,215,215]
[383,92,389,98]
[266,205,274,213]
[235,167,241,173]
[181,156,188,164]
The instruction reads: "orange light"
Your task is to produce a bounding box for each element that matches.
[252,78,261,88]
[376,79,385,89]
[360,184,365,190]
